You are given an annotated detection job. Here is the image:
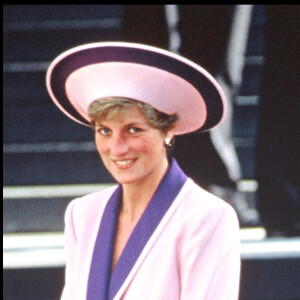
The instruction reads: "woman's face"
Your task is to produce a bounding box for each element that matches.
[95,105,174,186]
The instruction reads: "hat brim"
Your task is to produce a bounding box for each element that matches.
[46,42,226,134]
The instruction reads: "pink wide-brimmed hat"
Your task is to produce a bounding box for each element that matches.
[46,41,226,134]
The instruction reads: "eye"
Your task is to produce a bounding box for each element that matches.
[128,127,142,134]
[97,128,111,136]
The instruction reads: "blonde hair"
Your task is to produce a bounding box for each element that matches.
[88,97,178,133]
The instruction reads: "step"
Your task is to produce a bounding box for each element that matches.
[3,228,274,270]
[3,5,123,63]
[3,151,114,186]
[3,5,123,23]
[3,27,122,63]
[3,183,114,232]
[3,231,300,300]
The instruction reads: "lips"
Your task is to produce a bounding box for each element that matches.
[113,158,137,169]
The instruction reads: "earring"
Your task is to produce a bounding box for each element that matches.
[164,137,172,150]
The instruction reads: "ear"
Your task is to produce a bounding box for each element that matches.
[165,123,177,140]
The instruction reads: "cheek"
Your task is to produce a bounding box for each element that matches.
[134,139,151,154]
[137,136,165,156]
[95,136,109,156]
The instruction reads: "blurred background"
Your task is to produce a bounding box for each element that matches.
[3,5,300,299]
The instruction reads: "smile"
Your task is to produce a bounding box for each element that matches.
[114,158,137,167]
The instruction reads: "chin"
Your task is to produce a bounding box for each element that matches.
[114,178,137,185]
[112,173,145,185]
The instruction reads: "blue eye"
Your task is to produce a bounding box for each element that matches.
[128,127,142,134]
[97,128,111,136]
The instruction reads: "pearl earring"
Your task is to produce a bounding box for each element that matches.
[164,137,172,150]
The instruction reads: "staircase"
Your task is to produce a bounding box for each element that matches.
[3,5,300,300]
[3,5,121,233]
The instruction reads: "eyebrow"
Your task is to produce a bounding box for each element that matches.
[95,122,147,128]
[125,122,147,128]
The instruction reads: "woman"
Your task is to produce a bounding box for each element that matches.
[46,42,240,300]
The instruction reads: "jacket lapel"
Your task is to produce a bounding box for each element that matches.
[109,158,187,299]
[87,185,122,300]
[87,158,188,300]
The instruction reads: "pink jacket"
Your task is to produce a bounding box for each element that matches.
[61,159,240,299]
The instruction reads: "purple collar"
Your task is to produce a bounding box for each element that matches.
[87,158,187,300]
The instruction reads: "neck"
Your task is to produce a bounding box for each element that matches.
[120,157,170,221]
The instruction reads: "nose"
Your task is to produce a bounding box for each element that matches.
[110,133,129,157]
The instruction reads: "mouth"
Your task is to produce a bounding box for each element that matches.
[113,158,137,169]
